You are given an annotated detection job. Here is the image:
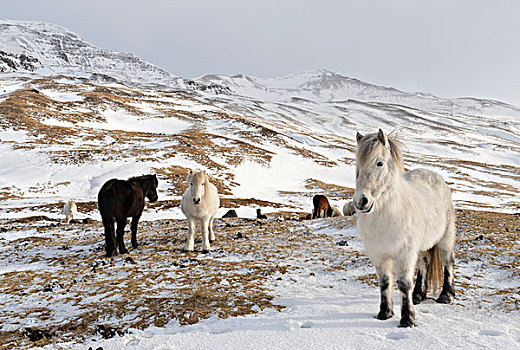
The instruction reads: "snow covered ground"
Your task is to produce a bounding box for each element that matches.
[37,221,520,350]
[61,286,520,350]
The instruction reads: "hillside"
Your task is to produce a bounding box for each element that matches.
[0,20,519,349]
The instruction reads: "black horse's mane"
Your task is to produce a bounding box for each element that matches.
[128,174,154,183]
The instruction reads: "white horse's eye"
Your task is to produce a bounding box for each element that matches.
[190,183,193,186]
[377,161,384,167]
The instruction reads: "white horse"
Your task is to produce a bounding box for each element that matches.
[63,200,77,224]
[331,205,343,217]
[181,169,220,252]
[353,129,456,328]
[342,200,356,216]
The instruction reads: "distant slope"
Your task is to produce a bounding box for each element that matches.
[197,69,520,118]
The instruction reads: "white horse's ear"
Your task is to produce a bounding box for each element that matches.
[356,132,364,143]
[186,169,192,182]
[378,129,388,147]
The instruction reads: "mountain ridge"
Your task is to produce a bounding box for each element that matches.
[0,19,233,94]
[2,19,519,114]
[196,69,520,117]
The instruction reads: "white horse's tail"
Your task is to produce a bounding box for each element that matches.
[427,246,444,293]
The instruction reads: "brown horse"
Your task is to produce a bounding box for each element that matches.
[312,195,333,219]
[98,174,158,257]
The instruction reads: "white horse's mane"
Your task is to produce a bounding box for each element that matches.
[356,132,404,172]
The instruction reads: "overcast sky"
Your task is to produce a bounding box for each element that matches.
[3,1,520,105]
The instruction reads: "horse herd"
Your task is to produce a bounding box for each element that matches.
[65,129,456,328]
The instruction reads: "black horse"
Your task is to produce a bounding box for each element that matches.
[98,174,158,257]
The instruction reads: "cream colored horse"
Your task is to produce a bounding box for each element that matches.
[63,201,77,224]
[181,169,220,252]
[342,201,356,216]
[331,205,343,217]
[353,129,456,328]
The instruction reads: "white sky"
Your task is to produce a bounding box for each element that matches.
[3,0,520,105]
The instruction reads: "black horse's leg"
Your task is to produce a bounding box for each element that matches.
[375,260,394,320]
[104,217,116,257]
[436,248,455,304]
[131,215,141,249]
[116,218,128,254]
[413,252,429,304]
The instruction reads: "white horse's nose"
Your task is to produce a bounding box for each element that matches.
[353,193,372,212]
[193,198,201,205]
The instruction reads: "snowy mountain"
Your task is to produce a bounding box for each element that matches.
[0,19,519,349]
[197,69,520,118]
[0,20,519,212]
[0,19,231,93]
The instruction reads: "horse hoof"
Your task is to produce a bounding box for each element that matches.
[209,240,214,244]
[436,294,452,304]
[201,250,210,254]
[376,310,394,320]
[398,319,415,328]
[412,293,425,305]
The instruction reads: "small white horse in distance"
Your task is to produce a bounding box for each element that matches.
[181,169,220,253]
[342,200,356,216]
[353,129,456,328]
[63,201,77,224]
[331,205,343,217]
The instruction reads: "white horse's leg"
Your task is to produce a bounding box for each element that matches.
[436,244,455,304]
[436,212,456,304]
[396,255,417,327]
[201,217,211,253]
[209,216,215,243]
[412,251,429,305]
[375,259,394,320]
[184,217,196,251]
